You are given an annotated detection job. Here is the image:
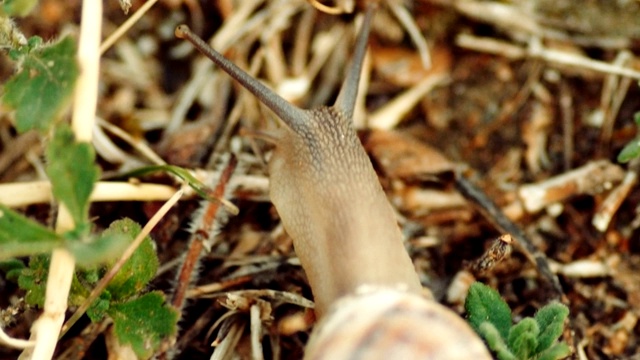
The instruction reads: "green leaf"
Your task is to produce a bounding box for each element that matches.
[103,218,158,300]
[618,112,640,163]
[108,292,179,359]
[479,322,517,360]
[617,139,640,163]
[508,318,539,359]
[121,165,217,204]
[68,271,92,306]
[0,258,25,281]
[17,255,49,307]
[87,291,112,323]
[535,302,569,353]
[0,205,62,259]
[3,36,78,132]
[536,342,571,360]
[465,282,513,340]
[3,0,39,17]
[66,230,131,267]
[77,266,100,284]
[16,255,92,308]
[45,126,100,232]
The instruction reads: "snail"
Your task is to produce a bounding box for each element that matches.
[176,4,490,359]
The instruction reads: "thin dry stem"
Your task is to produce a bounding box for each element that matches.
[369,73,449,129]
[250,304,265,360]
[24,1,103,358]
[388,1,431,69]
[0,181,178,207]
[0,327,34,349]
[171,157,237,314]
[307,0,354,14]
[593,170,638,231]
[100,0,160,55]
[599,51,634,152]
[457,34,640,80]
[26,246,75,359]
[72,0,102,142]
[168,1,264,132]
[210,320,245,360]
[96,118,166,165]
[517,160,625,213]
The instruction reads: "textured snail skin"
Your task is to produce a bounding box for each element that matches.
[177,5,491,358]
[305,286,492,360]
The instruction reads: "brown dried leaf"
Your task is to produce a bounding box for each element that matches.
[371,44,452,87]
[365,129,455,180]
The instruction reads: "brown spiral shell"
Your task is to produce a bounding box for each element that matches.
[304,286,491,360]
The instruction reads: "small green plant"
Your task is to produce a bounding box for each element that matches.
[618,112,640,163]
[3,219,178,359]
[465,282,571,360]
[0,22,183,357]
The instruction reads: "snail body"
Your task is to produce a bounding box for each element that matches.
[176,4,490,359]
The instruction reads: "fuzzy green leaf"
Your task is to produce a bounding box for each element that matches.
[3,36,78,132]
[108,291,179,359]
[479,322,517,360]
[67,230,130,267]
[537,342,571,360]
[45,126,100,233]
[87,291,112,323]
[0,205,62,259]
[102,218,158,300]
[535,302,569,353]
[508,317,539,359]
[17,255,49,307]
[15,255,94,308]
[466,282,513,340]
[68,271,92,306]
[0,258,25,281]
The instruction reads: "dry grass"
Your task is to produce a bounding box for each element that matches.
[2,0,640,358]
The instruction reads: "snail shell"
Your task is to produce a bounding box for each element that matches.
[305,286,491,360]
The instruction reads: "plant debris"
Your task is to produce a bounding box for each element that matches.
[2,0,640,359]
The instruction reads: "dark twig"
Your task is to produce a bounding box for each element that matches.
[453,169,565,301]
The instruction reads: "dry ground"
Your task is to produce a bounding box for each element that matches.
[2,0,640,359]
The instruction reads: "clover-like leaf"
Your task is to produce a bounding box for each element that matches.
[87,290,112,323]
[3,36,78,132]
[108,292,179,359]
[102,218,158,300]
[466,282,513,340]
[16,255,49,307]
